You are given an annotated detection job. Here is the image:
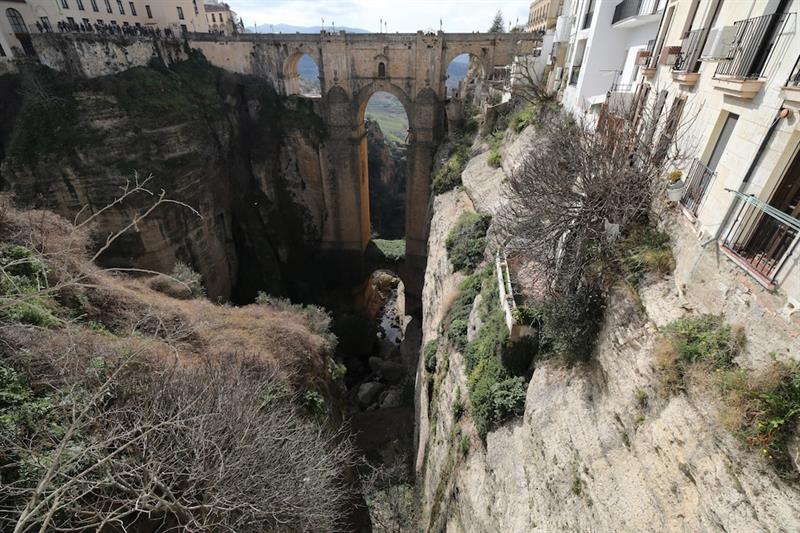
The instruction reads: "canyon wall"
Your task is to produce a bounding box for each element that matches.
[0,56,328,302]
[416,126,800,531]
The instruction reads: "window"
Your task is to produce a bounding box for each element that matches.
[97,19,103,24]
[129,2,136,16]
[105,0,112,13]
[82,18,90,26]
[211,13,216,22]
[145,5,152,18]
[177,6,184,20]
[61,0,69,8]
[110,20,117,25]
[41,17,52,31]
[122,21,129,27]
[180,23,188,34]
[192,0,198,15]
[67,17,76,25]
[708,113,738,171]
[378,62,386,77]
[116,0,124,15]
[91,0,99,12]
[77,0,85,10]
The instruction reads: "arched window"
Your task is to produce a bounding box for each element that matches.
[6,8,28,34]
[378,62,386,78]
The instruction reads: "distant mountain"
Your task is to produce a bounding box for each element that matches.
[249,24,369,34]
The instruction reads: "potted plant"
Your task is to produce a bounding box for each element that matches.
[666,169,684,202]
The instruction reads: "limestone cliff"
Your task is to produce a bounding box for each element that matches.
[415,126,800,532]
[0,56,328,303]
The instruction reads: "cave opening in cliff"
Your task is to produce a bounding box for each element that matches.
[362,91,409,254]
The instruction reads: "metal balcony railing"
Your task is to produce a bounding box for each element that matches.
[612,0,659,25]
[716,12,791,79]
[787,55,800,86]
[569,65,581,86]
[680,159,715,217]
[720,190,800,284]
[673,27,706,72]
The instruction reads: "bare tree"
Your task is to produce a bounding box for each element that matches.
[500,89,694,295]
[1,352,357,532]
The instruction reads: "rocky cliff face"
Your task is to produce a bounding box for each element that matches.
[0,57,327,303]
[416,126,800,531]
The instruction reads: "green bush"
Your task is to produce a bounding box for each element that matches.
[468,357,508,438]
[453,387,465,420]
[460,434,470,458]
[445,212,492,273]
[431,122,477,195]
[444,266,493,349]
[663,314,744,369]
[718,362,800,477]
[424,340,439,373]
[487,131,503,168]
[300,390,327,418]
[620,226,674,285]
[511,305,542,326]
[509,103,536,133]
[6,298,58,328]
[491,376,527,422]
[447,319,470,353]
[539,286,605,364]
[369,239,406,263]
[172,261,205,298]
[464,309,507,373]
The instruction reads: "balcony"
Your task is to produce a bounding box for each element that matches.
[680,159,715,218]
[782,55,800,104]
[720,191,800,287]
[714,12,791,99]
[671,28,706,86]
[612,0,662,28]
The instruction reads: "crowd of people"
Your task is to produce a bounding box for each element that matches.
[36,19,176,38]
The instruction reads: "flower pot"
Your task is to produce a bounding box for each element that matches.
[667,180,685,202]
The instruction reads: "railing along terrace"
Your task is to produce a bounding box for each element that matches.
[680,159,715,217]
[612,0,659,25]
[720,190,800,284]
[787,54,800,86]
[716,12,791,79]
[673,27,706,72]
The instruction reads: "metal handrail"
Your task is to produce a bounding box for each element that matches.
[720,189,800,283]
[716,12,792,79]
[680,159,715,217]
[787,54,800,86]
[673,27,706,73]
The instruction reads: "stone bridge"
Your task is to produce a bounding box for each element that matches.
[190,31,540,312]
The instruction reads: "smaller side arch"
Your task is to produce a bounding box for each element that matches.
[283,48,323,97]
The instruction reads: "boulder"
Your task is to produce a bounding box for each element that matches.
[357,382,384,408]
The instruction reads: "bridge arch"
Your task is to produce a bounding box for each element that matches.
[283,49,323,96]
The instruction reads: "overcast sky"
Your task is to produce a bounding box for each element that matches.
[229,0,532,33]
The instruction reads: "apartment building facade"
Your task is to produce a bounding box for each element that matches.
[0,0,209,59]
[204,0,238,35]
[553,0,666,116]
[528,0,564,32]
[644,0,799,305]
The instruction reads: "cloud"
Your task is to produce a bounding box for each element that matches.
[231,0,531,33]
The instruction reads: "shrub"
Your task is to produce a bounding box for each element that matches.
[663,314,744,369]
[657,314,744,395]
[369,239,406,263]
[301,390,327,419]
[5,298,58,327]
[539,286,605,364]
[444,266,493,351]
[460,434,470,458]
[717,361,800,477]
[464,309,507,373]
[509,103,536,133]
[447,318,470,353]
[453,388,465,420]
[487,131,503,169]
[172,260,205,298]
[620,226,674,285]
[445,212,492,273]
[431,122,477,195]
[491,376,527,422]
[468,357,508,438]
[511,305,542,326]
[424,340,439,373]
[256,292,336,346]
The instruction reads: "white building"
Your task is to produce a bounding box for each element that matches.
[558,0,666,118]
